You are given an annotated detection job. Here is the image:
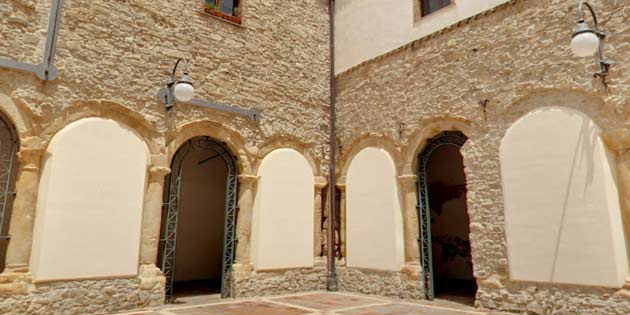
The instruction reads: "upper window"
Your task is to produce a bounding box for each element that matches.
[205,0,241,24]
[420,0,451,17]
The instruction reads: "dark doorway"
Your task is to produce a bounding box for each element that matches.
[158,137,238,303]
[417,131,476,304]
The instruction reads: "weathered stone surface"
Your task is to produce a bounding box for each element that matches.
[233,259,327,298]
[337,266,423,300]
[335,0,630,314]
[0,0,331,313]
[0,275,163,315]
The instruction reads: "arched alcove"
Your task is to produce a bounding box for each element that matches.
[30,118,149,281]
[346,147,404,271]
[501,107,629,287]
[158,136,239,302]
[251,148,314,270]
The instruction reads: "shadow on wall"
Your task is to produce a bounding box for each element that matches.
[500,106,629,288]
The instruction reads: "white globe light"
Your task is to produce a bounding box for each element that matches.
[571,31,600,57]
[174,82,194,102]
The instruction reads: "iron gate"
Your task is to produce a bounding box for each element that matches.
[160,137,238,302]
[416,131,466,300]
[0,114,18,269]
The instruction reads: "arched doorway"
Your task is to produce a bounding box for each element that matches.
[0,112,18,273]
[158,137,238,303]
[417,131,475,303]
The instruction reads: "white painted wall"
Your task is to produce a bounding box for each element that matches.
[501,107,629,287]
[30,118,148,281]
[334,0,511,73]
[346,148,404,271]
[251,149,314,270]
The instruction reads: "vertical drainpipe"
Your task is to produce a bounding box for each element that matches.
[327,0,339,291]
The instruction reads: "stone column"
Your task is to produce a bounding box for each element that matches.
[4,147,45,272]
[234,174,257,265]
[398,174,419,263]
[139,161,171,266]
[615,151,630,263]
[336,181,347,260]
[313,177,327,257]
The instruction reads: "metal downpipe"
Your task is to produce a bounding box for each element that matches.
[326,0,339,292]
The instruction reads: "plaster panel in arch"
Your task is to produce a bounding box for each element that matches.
[30,118,148,281]
[251,149,314,270]
[501,107,629,287]
[346,147,404,271]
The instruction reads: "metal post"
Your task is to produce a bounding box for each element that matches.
[0,0,63,80]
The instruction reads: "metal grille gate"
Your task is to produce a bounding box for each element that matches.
[0,114,18,269]
[416,131,466,300]
[160,137,238,303]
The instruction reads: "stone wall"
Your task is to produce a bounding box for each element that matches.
[337,264,423,300]
[336,0,630,314]
[0,265,164,315]
[232,259,327,298]
[0,0,331,152]
[0,0,331,313]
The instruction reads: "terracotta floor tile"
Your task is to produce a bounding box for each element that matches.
[171,301,310,315]
[271,292,382,311]
[339,303,481,315]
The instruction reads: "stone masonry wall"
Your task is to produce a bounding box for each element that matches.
[337,266,423,300]
[233,259,327,298]
[0,266,164,315]
[0,0,331,313]
[0,0,331,155]
[336,0,630,314]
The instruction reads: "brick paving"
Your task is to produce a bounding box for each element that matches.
[114,292,508,315]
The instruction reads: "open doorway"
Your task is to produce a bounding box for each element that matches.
[158,137,238,303]
[417,131,476,305]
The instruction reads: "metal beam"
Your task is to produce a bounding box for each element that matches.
[189,98,262,122]
[42,0,64,80]
[157,87,262,122]
[0,0,63,80]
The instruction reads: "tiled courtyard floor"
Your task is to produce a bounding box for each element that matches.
[114,291,511,315]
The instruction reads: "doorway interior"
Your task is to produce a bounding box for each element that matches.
[158,137,238,303]
[417,131,476,305]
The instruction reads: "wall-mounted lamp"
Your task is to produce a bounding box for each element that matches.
[156,58,263,121]
[158,58,194,111]
[570,0,610,86]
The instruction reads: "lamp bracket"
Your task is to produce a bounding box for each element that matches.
[156,88,262,122]
[577,0,610,88]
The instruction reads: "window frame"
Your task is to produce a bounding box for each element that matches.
[203,0,242,25]
[417,0,453,18]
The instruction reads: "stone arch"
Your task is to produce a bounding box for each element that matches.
[500,106,629,287]
[402,117,476,177]
[345,147,405,271]
[30,117,150,281]
[498,89,620,133]
[39,101,163,155]
[338,134,402,183]
[166,120,252,175]
[158,136,239,300]
[251,148,315,270]
[0,92,36,140]
[255,135,319,176]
